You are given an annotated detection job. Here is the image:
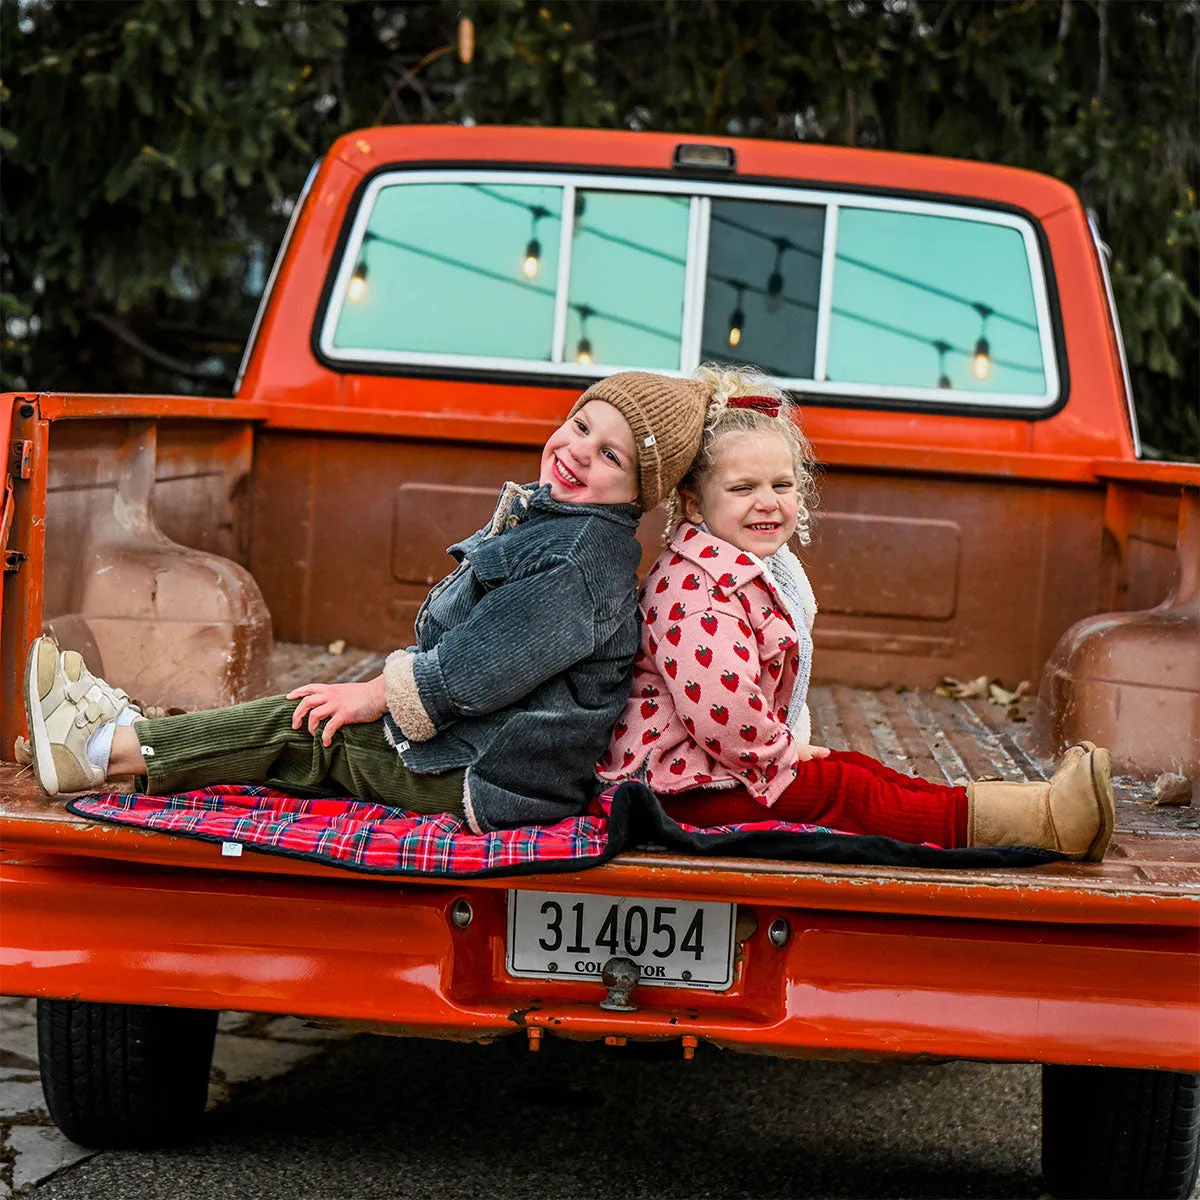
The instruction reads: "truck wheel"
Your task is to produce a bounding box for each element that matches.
[37,998,218,1148]
[1042,1064,1200,1199]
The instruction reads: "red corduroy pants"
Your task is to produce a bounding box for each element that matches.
[659,749,968,848]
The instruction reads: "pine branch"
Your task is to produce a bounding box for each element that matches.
[87,311,234,385]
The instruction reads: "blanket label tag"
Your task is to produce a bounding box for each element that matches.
[221,841,243,857]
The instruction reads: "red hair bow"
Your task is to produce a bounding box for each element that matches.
[728,394,781,418]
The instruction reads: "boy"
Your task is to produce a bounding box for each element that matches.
[24,371,711,833]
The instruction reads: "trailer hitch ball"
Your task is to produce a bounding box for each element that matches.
[599,956,640,1012]
[767,917,791,947]
[450,898,473,929]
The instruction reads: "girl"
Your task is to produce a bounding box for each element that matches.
[24,370,712,834]
[599,365,1115,861]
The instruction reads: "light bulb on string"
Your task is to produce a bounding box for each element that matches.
[764,239,788,314]
[521,205,550,281]
[972,337,991,380]
[727,282,746,347]
[347,233,374,302]
[971,303,993,380]
[522,238,541,280]
[575,304,595,365]
[932,339,952,390]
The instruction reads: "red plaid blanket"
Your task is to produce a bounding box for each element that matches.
[66,782,1059,876]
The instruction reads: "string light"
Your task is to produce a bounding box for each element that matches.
[522,205,550,280]
[576,304,595,364]
[714,209,1038,335]
[764,238,788,314]
[347,232,375,302]
[467,189,1033,383]
[932,339,952,389]
[350,196,1042,385]
[972,303,993,380]
[522,239,541,280]
[727,282,746,347]
[709,210,1046,388]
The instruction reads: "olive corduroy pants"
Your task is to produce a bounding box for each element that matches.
[132,695,466,816]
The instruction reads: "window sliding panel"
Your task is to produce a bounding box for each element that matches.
[700,198,825,379]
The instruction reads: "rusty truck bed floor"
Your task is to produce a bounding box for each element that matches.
[2,643,1197,905]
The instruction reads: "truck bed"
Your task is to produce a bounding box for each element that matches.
[3,642,1198,921]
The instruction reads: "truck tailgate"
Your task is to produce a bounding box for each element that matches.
[4,644,1197,1070]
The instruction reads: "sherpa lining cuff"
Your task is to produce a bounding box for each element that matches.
[462,770,484,835]
[383,650,437,743]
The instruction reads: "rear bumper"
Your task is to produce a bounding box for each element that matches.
[3,850,1197,1073]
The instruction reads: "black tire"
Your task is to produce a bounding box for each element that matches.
[37,998,218,1149]
[1042,1064,1200,1199]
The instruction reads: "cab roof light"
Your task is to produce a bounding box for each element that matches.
[673,143,737,174]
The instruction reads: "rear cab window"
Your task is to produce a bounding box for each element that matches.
[319,170,1060,412]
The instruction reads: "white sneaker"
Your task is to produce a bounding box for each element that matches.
[24,636,138,796]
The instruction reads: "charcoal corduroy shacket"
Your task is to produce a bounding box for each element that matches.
[384,482,643,833]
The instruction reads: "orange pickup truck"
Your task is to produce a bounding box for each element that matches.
[2,127,1197,1200]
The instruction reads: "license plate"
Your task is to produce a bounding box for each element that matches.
[506,890,736,991]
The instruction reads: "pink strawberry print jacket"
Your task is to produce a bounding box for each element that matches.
[597,524,817,808]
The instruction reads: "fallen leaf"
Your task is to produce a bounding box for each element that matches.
[939,676,1032,704]
[956,675,990,699]
[1152,772,1193,806]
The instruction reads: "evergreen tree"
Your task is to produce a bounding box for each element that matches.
[3,0,1196,456]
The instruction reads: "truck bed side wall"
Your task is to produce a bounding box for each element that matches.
[246,423,1176,691]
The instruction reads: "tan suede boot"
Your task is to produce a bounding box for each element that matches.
[967,746,1115,861]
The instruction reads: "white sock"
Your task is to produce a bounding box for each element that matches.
[86,707,140,773]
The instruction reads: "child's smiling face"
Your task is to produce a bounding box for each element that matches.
[539,399,638,506]
[683,430,798,557]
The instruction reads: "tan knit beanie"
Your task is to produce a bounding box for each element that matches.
[569,372,711,511]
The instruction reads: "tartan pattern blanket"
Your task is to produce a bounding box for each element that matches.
[66,782,1059,877]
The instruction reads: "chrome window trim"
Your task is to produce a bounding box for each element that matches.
[680,196,709,370]
[812,202,839,383]
[318,167,1061,410]
[549,183,576,364]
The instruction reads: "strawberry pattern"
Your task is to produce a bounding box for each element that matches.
[598,525,817,807]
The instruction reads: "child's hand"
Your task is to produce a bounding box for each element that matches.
[795,743,831,762]
[288,675,388,746]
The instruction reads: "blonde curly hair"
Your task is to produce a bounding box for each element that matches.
[662,363,818,546]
